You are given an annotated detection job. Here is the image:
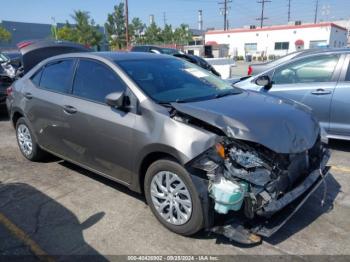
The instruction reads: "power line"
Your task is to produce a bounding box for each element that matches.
[218,0,232,31]
[256,0,271,28]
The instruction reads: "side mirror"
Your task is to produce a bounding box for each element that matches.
[106,91,126,108]
[255,75,273,91]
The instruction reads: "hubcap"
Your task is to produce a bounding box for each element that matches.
[17,124,33,156]
[150,171,192,225]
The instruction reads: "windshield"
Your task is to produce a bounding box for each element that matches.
[160,48,181,55]
[0,53,9,63]
[116,58,241,103]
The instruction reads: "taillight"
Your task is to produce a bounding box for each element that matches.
[17,41,33,49]
[6,86,13,96]
[247,66,253,76]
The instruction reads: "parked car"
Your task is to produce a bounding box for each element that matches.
[0,52,16,105]
[0,40,90,106]
[131,45,221,77]
[2,50,22,69]
[130,45,183,55]
[247,49,329,76]
[7,51,330,244]
[235,48,350,141]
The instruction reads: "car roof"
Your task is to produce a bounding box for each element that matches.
[38,51,171,65]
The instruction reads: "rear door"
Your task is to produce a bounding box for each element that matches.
[61,58,137,184]
[329,54,350,138]
[22,58,76,155]
[269,54,342,132]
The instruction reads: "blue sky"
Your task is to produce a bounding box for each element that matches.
[1,0,350,29]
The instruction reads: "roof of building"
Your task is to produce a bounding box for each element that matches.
[206,22,347,35]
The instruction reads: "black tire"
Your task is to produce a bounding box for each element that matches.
[144,159,204,236]
[15,117,47,161]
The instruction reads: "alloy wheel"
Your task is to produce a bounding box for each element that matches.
[150,171,192,225]
[17,124,33,157]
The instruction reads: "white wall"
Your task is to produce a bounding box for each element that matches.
[205,24,348,58]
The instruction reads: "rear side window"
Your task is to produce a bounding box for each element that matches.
[40,60,75,93]
[73,59,126,103]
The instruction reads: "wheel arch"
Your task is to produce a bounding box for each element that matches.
[135,145,189,194]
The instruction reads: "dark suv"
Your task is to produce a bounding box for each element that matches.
[7,51,330,244]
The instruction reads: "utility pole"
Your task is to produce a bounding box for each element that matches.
[287,0,291,22]
[218,0,232,31]
[257,0,271,28]
[314,0,319,24]
[125,0,129,48]
[163,12,167,27]
[198,10,203,31]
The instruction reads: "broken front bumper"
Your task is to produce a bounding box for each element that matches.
[211,150,331,244]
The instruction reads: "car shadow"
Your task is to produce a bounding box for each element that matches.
[50,159,339,248]
[58,161,146,203]
[264,173,340,245]
[0,107,9,122]
[0,182,108,260]
[192,173,340,247]
[328,139,350,153]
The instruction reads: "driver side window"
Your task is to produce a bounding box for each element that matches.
[273,54,339,85]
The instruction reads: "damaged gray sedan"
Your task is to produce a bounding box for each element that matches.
[6,52,330,244]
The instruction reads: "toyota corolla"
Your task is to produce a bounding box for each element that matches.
[6,51,330,244]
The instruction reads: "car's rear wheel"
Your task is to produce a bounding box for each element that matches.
[16,117,47,161]
[144,159,204,236]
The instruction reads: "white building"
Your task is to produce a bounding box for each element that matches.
[205,22,348,58]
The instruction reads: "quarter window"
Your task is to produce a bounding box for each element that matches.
[31,69,43,86]
[273,55,339,85]
[345,62,350,81]
[73,60,126,103]
[274,42,289,50]
[39,60,75,93]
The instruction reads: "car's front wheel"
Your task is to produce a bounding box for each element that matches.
[16,117,47,161]
[144,159,204,236]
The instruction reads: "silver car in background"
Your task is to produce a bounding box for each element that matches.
[235,49,350,140]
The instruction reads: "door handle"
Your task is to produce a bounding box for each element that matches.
[23,92,33,99]
[63,105,77,114]
[311,89,332,95]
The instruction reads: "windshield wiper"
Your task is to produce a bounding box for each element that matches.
[215,89,242,98]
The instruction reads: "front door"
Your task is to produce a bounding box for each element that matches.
[329,54,350,137]
[61,59,136,184]
[269,54,342,132]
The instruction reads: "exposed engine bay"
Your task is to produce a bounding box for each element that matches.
[187,126,330,244]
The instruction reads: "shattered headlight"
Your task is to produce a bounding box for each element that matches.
[228,146,265,169]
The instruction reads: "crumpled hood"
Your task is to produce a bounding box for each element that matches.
[171,91,320,154]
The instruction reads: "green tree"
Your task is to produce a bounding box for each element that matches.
[161,24,174,44]
[105,3,126,50]
[0,26,11,42]
[72,10,102,47]
[56,23,78,43]
[173,24,192,45]
[129,17,146,44]
[56,11,102,48]
[144,22,162,44]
